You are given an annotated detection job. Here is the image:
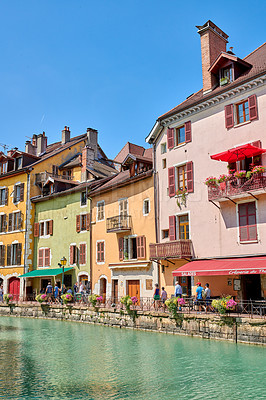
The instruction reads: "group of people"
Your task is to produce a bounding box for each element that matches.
[42,281,88,303]
[0,284,3,302]
[153,280,211,313]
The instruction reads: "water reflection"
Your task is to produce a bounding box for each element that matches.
[0,317,265,400]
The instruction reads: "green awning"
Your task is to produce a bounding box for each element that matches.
[20,267,73,278]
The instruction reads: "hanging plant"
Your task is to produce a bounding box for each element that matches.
[176,189,187,210]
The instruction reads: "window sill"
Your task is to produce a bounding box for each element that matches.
[96,261,105,265]
[239,240,258,244]
[173,142,186,150]
[234,120,251,129]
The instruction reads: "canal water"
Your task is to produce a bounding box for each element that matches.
[0,317,265,400]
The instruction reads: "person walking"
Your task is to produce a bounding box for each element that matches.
[45,282,53,303]
[174,280,182,311]
[0,284,3,302]
[54,282,59,303]
[153,283,160,309]
[204,283,211,313]
[195,282,204,313]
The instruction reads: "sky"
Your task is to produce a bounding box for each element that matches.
[0,0,265,159]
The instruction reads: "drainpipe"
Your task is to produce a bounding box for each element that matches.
[88,191,93,294]
[23,168,32,299]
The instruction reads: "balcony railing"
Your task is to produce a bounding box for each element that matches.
[149,240,193,260]
[106,215,132,233]
[35,171,73,185]
[208,175,266,201]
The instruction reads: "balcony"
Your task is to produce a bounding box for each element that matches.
[35,171,73,185]
[208,175,266,202]
[106,215,132,233]
[149,240,193,260]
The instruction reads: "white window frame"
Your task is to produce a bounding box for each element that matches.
[13,182,22,203]
[39,219,51,238]
[236,200,259,244]
[143,198,150,216]
[175,211,190,240]
[38,247,51,268]
[96,240,105,265]
[96,201,105,222]
[80,191,87,207]
[123,235,137,261]
[69,243,78,266]
[0,187,6,206]
[119,198,128,216]
[161,142,167,154]
[11,240,20,266]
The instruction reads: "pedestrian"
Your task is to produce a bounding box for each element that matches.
[204,283,211,313]
[161,287,167,308]
[54,282,59,303]
[153,283,160,309]
[195,282,204,313]
[0,284,3,302]
[79,281,84,293]
[61,284,67,295]
[174,280,182,311]
[45,281,53,303]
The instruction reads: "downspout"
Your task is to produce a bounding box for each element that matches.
[88,190,93,294]
[23,168,32,298]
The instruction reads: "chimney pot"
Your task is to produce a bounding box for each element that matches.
[62,126,71,144]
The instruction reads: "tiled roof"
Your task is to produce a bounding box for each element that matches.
[114,142,150,163]
[159,42,266,121]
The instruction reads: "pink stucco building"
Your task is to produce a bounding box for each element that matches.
[147,20,266,301]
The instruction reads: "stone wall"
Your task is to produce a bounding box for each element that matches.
[0,304,265,345]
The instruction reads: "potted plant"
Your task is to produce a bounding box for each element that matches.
[61,293,73,304]
[211,296,237,314]
[204,177,218,187]
[176,189,187,210]
[89,293,100,307]
[3,294,12,304]
[36,294,47,303]
[252,165,265,176]
[217,174,230,190]
[234,170,247,185]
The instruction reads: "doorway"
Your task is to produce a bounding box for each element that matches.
[112,279,118,303]
[242,275,262,300]
[9,277,20,301]
[99,277,107,301]
[127,280,140,301]
[41,279,49,293]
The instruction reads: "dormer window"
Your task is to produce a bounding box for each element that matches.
[15,157,22,170]
[1,162,7,174]
[220,65,233,86]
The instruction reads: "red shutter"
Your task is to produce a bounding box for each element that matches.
[38,249,44,267]
[101,242,105,262]
[239,202,257,242]
[248,95,258,121]
[20,183,24,202]
[86,213,90,231]
[34,223,39,237]
[169,216,176,241]
[44,248,50,266]
[76,215,81,233]
[224,104,234,129]
[49,220,53,236]
[137,236,146,259]
[97,242,100,262]
[252,140,261,148]
[79,244,86,264]
[70,245,74,265]
[168,167,176,197]
[185,121,192,143]
[186,161,194,193]
[167,128,174,149]
[119,237,124,260]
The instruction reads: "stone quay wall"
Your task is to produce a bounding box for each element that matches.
[0,303,265,345]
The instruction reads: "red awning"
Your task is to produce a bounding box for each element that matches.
[210,143,266,163]
[172,257,266,276]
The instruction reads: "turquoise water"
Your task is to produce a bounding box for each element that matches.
[0,317,265,400]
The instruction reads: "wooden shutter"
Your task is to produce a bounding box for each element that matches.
[13,186,17,203]
[20,183,24,202]
[79,244,86,265]
[252,140,261,148]
[185,121,192,143]
[168,167,176,197]
[70,245,74,265]
[97,242,100,262]
[38,249,44,267]
[86,213,90,231]
[44,248,50,266]
[76,215,81,233]
[8,213,13,232]
[137,236,146,259]
[239,202,257,242]
[248,94,258,121]
[34,223,39,237]
[18,212,22,230]
[5,188,8,205]
[186,161,194,193]
[17,243,22,265]
[224,104,234,129]
[167,128,174,149]
[7,244,11,266]
[119,237,124,261]
[49,220,53,236]
[2,214,7,232]
[169,216,176,241]
[0,245,5,266]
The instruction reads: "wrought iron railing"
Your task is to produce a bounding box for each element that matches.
[35,171,73,185]
[208,175,266,201]
[149,240,193,259]
[106,215,132,232]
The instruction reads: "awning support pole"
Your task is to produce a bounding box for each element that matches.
[247,192,259,200]
[225,196,237,204]
[209,200,220,209]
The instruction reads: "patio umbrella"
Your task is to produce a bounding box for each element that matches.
[210,143,266,163]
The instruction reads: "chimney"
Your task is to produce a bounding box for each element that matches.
[25,134,37,155]
[86,128,98,158]
[62,126,70,144]
[196,20,228,94]
[37,132,47,156]
[81,145,94,182]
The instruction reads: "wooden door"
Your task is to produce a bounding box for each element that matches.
[127,280,140,301]
[9,277,20,301]
[112,280,118,303]
[119,199,128,216]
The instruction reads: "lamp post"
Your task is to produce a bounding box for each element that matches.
[60,256,67,304]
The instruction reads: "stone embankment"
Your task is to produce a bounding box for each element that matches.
[0,303,265,345]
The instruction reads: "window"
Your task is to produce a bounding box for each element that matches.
[119,199,128,217]
[143,199,150,216]
[161,143,167,154]
[76,214,90,232]
[97,241,105,263]
[236,100,249,124]
[38,248,51,267]
[52,165,59,176]
[81,214,87,231]
[162,158,166,169]
[119,236,146,260]
[7,243,22,265]
[1,162,7,174]
[169,214,190,241]
[225,95,258,129]
[176,165,187,191]
[13,183,24,203]
[13,212,20,231]
[81,191,87,206]
[238,202,257,242]
[168,162,193,197]
[220,66,233,85]
[8,212,22,232]
[34,220,53,237]
[70,245,78,265]
[97,201,105,221]
[162,229,169,239]
[124,237,137,260]
[0,245,5,266]
[15,157,22,170]
[0,214,6,232]
[0,188,7,206]
[79,243,86,265]
[175,125,186,146]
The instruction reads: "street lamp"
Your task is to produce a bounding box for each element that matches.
[59,256,67,303]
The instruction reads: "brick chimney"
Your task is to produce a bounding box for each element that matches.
[37,132,47,156]
[62,126,70,144]
[86,128,98,158]
[81,145,94,182]
[196,20,228,94]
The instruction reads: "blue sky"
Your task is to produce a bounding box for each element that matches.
[0,0,265,159]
